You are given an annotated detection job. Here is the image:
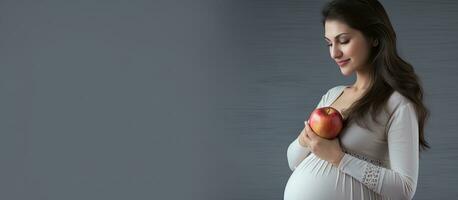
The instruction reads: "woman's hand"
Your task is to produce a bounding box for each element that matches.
[298,121,345,167]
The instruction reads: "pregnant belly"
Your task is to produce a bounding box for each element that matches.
[284,153,346,200]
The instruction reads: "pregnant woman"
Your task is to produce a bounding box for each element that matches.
[283,0,430,199]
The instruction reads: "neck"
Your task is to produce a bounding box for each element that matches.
[350,69,372,92]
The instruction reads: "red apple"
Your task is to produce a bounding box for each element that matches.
[307,106,343,139]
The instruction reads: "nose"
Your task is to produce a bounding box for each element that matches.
[330,45,343,59]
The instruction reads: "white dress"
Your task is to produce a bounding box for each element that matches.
[284,85,419,200]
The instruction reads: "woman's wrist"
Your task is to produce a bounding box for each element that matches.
[330,151,345,167]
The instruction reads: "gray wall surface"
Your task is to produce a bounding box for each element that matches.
[1,0,457,199]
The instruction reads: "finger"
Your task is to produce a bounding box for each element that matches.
[306,125,319,140]
[304,121,311,131]
[304,121,313,135]
[303,125,316,143]
[297,135,306,147]
[300,131,311,146]
[304,131,311,141]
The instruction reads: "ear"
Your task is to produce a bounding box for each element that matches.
[372,39,379,47]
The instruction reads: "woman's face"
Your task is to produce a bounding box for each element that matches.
[324,20,375,76]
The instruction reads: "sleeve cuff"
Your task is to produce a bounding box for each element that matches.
[336,153,366,183]
[337,153,351,169]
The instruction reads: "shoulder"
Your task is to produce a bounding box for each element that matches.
[325,85,347,96]
[385,90,419,131]
[317,85,347,105]
[386,90,414,114]
[319,85,346,99]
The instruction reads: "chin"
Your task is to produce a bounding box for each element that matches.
[340,68,354,76]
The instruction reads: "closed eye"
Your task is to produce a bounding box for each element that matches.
[326,40,349,47]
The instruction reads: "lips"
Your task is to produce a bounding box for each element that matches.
[337,59,350,66]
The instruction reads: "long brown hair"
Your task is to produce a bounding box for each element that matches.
[321,0,430,151]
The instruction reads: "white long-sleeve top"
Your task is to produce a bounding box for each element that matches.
[284,85,420,200]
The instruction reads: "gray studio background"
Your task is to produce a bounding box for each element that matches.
[1,0,457,199]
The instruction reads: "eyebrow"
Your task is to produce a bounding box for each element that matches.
[324,33,350,41]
